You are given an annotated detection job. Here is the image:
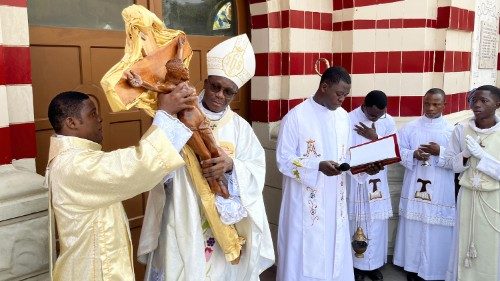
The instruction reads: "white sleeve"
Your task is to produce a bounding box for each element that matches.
[398,127,417,171]
[476,154,500,181]
[276,112,321,187]
[443,125,469,173]
[214,170,248,225]
[152,110,192,152]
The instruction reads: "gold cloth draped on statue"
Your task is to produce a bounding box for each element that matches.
[100,4,243,262]
[100,4,191,117]
[183,146,245,261]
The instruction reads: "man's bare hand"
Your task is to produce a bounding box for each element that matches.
[413,149,430,161]
[419,142,440,156]
[365,162,384,175]
[354,122,378,141]
[319,160,342,176]
[157,82,197,115]
[201,148,234,182]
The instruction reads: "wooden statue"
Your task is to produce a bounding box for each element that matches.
[124,35,229,198]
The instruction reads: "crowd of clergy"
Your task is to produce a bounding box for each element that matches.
[277,66,500,281]
[43,32,499,281]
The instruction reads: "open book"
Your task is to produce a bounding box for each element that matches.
[348,134,401,174]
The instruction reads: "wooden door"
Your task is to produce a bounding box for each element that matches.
[30,24,152,280]
[29,0,249,279]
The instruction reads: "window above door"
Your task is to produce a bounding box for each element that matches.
[163,0,236,36]
[28,0,133,30]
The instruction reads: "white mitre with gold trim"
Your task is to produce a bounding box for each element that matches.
[207,34,255,89]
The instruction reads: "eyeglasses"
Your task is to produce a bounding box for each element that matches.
[207,79,238,98]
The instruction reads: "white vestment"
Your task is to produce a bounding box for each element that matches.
[347,107,396,270]
[393,115,455,280]
[276,97,354,281]
[138,102,275,281]
[444,116,500,281]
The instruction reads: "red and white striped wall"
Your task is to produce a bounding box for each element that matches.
[0,0,37,170]
[249,0,497,256]
[249,0,478,125]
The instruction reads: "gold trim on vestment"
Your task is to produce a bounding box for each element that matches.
[182,146,245,262]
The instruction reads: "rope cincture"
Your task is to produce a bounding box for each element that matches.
[464,170,500,268]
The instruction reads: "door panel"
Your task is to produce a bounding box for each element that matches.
[30,26,150,278]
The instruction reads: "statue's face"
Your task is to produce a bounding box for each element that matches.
[202,75,238,113]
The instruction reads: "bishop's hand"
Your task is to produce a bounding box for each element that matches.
[201,148,234,182]
[319,160,342,176]
[466,135,486,159]
[354,122,378,141]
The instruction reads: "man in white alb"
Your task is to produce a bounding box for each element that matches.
[394,88,456,281]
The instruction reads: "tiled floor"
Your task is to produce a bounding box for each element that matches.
[260,263,408,281]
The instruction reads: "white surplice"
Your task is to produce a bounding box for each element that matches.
[393,115,456,280]
[138,97,275,281]
[444,116,500,281]
[276,97,354,281]
[347,107,396,270]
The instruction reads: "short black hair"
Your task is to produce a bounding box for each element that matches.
[475,85,500,101]
[320,66,351,85]
[425,88,446,100]
[48,91,89,133]
[364,90,387,110]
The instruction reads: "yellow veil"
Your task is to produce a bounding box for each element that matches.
[100,4,189,117]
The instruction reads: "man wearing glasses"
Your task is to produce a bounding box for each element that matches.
[138,34,274,281]
[346,90,396,281]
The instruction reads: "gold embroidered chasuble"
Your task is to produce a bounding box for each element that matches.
[46,126,184,281]
[457,124,500,280]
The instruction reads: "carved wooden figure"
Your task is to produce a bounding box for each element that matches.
[124,34,229,198]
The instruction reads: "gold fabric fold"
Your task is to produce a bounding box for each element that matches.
[182,146,245,262]
[100,4,191,117]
